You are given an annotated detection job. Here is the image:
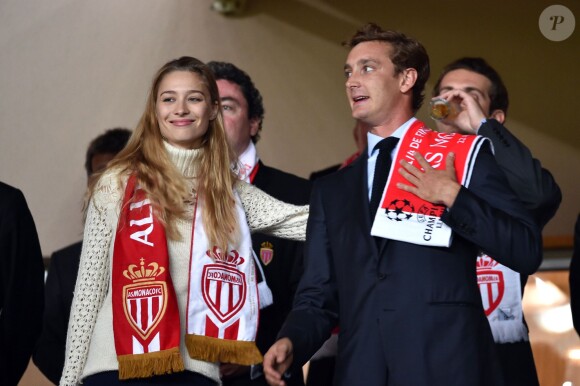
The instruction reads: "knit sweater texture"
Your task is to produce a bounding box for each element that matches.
[60,143,308,385]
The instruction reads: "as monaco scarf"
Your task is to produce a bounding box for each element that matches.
[112,175,183,379]
[184,193,261,364]
[371,120,489,247]
[113,175,261,380]
[477,253,528,343]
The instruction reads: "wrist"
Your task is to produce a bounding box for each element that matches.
[443,182,461,208]
[475,118,487,134]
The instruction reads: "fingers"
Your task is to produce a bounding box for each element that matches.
[398,152,430,176]
[396,180,418,195]
[412,152,432,171]
[263,339,293,386]
[397,153,429,194]
[263,355,286,386]
[433,91,485,132]
[437,89,469,104]
[398,161,421,187]
[445,152,456,176]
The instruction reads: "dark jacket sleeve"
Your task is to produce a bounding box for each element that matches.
[0,184,45,386]
[277,182,338,367]
[33,242,82,385]
[478,119,562,227]
[442,142,543,275]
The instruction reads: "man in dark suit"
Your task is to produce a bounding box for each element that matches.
[208,61,311,386]
[264,23,542,386]
[0,182,45,386]
[432,57,562,386]
[33,128,131,384]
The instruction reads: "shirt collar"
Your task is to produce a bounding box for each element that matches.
[367,117,417,157]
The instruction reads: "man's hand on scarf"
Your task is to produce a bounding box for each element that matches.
[396,151,460,208]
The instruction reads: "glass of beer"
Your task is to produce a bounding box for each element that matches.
[429,98,459,121]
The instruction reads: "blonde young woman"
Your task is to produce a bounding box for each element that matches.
[60,57,308,386]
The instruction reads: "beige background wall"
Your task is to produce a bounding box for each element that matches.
[1,0,578,259]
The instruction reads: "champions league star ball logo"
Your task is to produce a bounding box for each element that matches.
[385,199,414,221]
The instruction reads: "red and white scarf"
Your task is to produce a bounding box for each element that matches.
[184,193,261,362]
[112,175,261,380]
[371,120,489,247]
[477,254,528,343]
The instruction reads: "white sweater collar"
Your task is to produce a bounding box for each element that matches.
[163,141,202,178]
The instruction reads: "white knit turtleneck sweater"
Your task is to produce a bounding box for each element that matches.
[60,143,308,385]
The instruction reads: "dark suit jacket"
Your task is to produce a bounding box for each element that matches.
[309,164,340,181]
[479,119,561,228]
[0,182,45,386]
[479,119,561,386]
[33,240,82,384]
[279,141,542,386]
[224,161,311,386]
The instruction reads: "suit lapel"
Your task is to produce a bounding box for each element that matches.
[252,160,267,188]
[347,149,391,255]
[341,151,383,259]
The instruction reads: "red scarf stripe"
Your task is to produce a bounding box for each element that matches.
[112,175,183,379]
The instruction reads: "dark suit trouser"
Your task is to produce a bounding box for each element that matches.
[496,341,539,386]
[306,357,336,386]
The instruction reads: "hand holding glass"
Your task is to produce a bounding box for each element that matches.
[429,98,459,121]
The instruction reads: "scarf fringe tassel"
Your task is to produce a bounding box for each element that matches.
[186,334,262,365]
[490,319,529,343]
[118,347,185,380]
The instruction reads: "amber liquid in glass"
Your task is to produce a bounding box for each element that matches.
[430,98,458,121]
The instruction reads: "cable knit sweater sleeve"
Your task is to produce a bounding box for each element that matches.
[236,180,309,241]
[60,172,122,385]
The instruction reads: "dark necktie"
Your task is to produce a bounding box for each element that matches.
[369,136,399,217]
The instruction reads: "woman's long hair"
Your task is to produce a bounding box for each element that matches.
[90,56,238,250]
